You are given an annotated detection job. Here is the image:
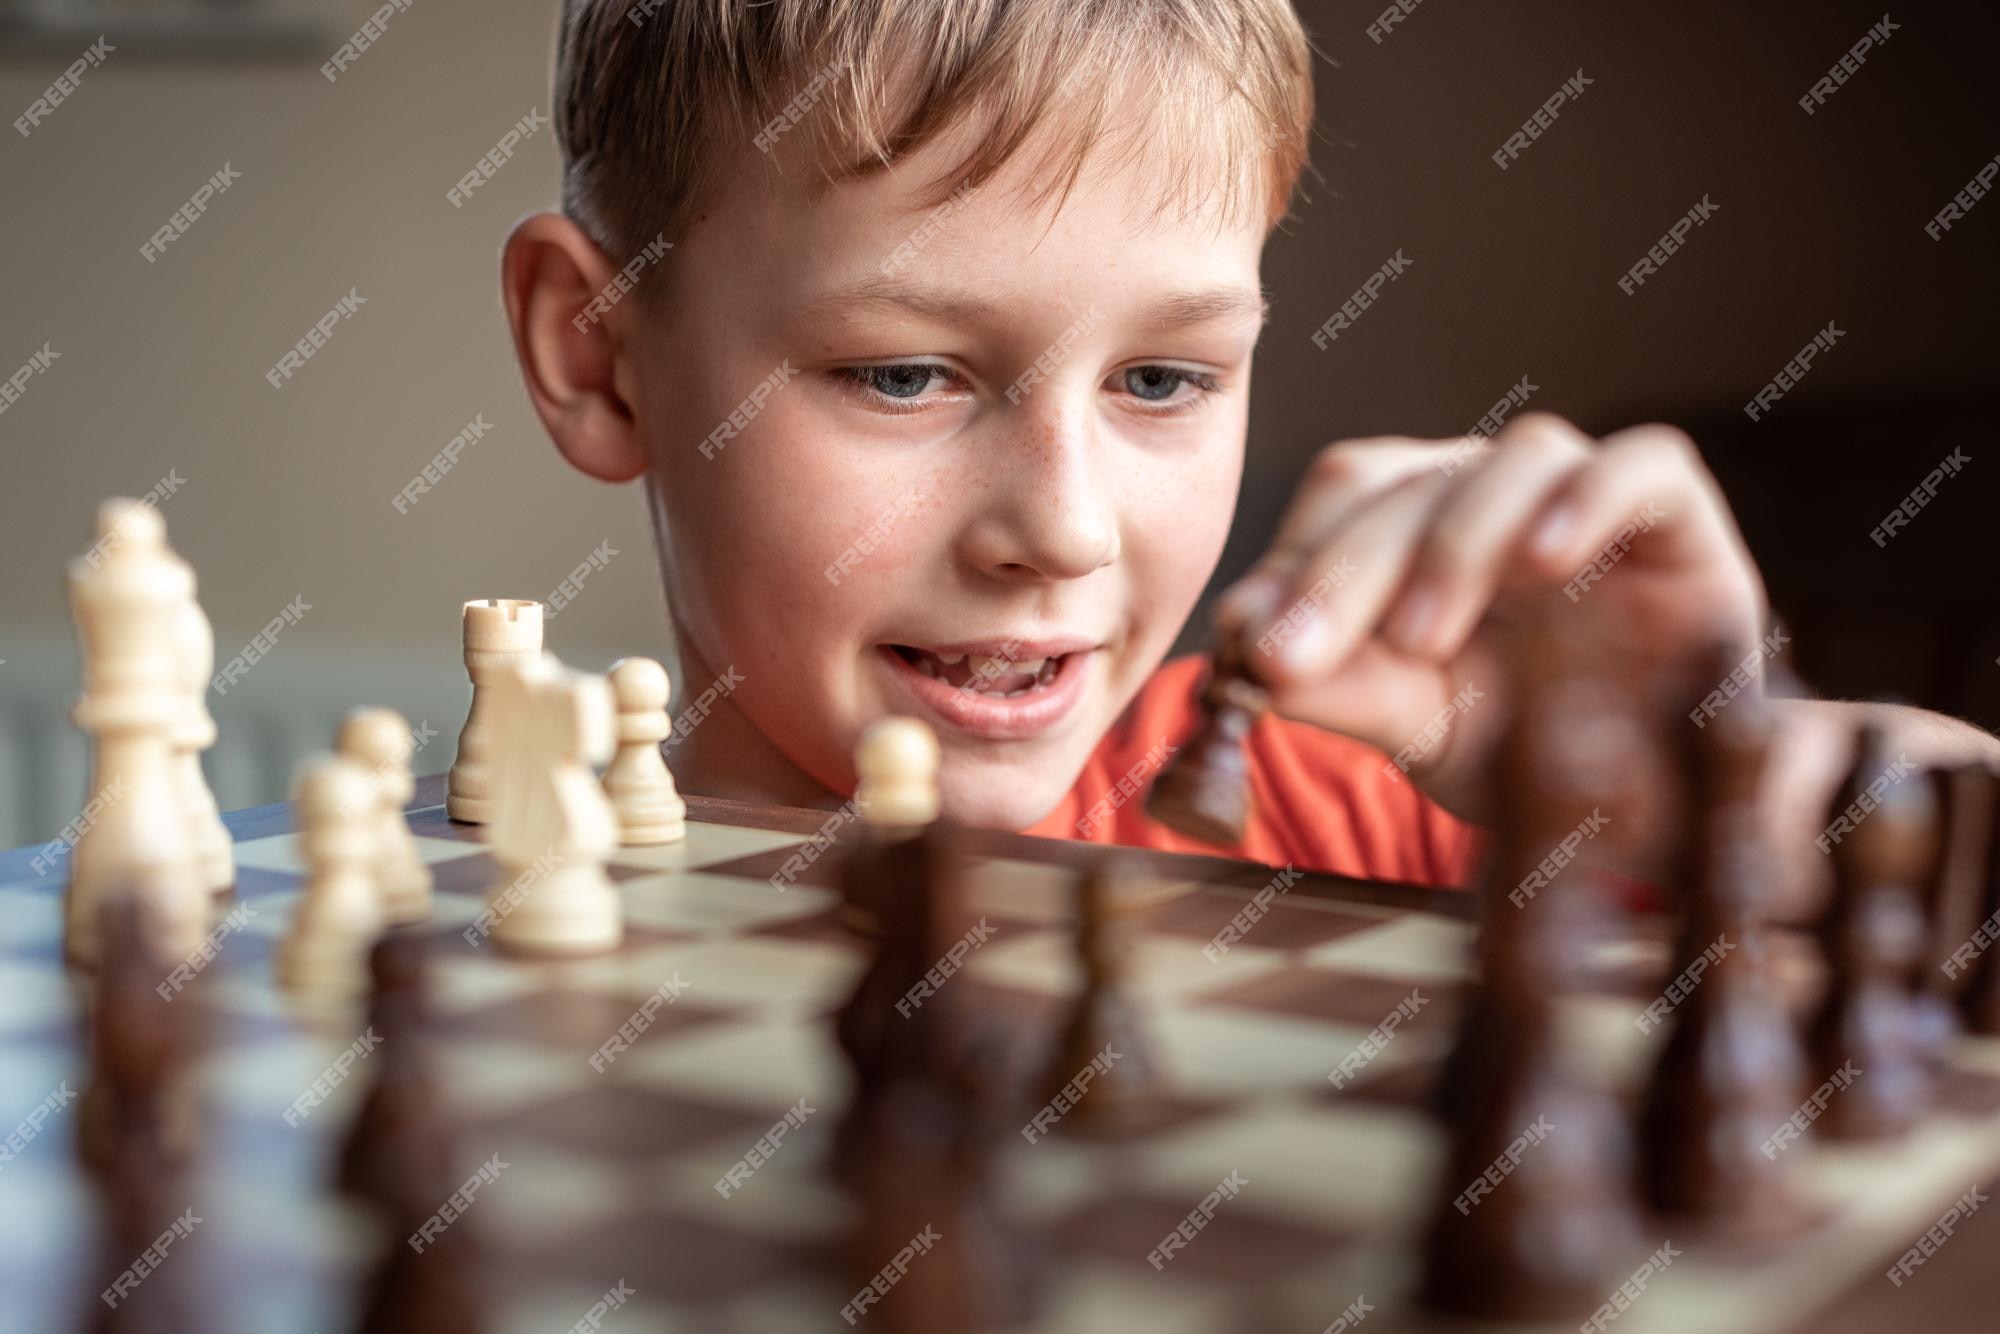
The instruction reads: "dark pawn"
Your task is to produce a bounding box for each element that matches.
[1418,672,1641,1323]
[336,931,454,1211]
[1916,766,1995,1054]
[1037,853,1162,1132]
[1808,727,1937,1140]
[1959,768,2000,1035]
[78,896,188,1178]
[83,1158,199,1334]
[832,824,1041,1327]
[82,901,199,1334]
[351,1212,484,1334]
[1145,638,1267,846]
[845,1082,1033,1334]
[1636,661,1804,1234]
[833,821,979,1176]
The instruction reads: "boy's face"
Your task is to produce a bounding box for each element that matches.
[635,126,1268,827]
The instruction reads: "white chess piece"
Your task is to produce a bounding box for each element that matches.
[855,716,940,829]
[65,499,207,970]
[485,654,623,956]
[447,598,543,823]
[337,706,433,923]
[277,755,383,995]
[171,590,234,898]
[603,657,686,845]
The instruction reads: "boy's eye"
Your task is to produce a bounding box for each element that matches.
[841,363,957,401]
[1113,364,1221,409]
[1123,366,1185,401]
[866,364,941,398]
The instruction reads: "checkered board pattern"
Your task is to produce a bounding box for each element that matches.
[4,800,2000,1334]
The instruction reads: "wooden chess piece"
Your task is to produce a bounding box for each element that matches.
[79,896,192,1178]
[1038,853,1163,1131]
[338,706,434,924]
[1913,765,1993,1058]
[847,1077,1039,1334]
[65,499,207,970]
[446,598,542,824]
[277,756,383,996]
[1636,656,1804,1233]
[336,933,455,1211]
[351,1212,485,1334]
[483,655,623,956]
[1959,769,2000,1036]
[1807,726,1936,1140]
[856,716,941,828]
[342,933,483,1334]
[840,717,941,933]
[1418,670,1641,1322]
[835,819,968,1173]
[602,656,686,845]
[836,816,1041,1328]
[170,590,232,900]
[1144,636,1267,846]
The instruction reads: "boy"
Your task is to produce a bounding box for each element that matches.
[500,0,1994,887]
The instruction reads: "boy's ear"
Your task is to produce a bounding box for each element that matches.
[501,212,650,483]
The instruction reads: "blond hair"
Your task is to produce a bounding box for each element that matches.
[555,0,1315,260]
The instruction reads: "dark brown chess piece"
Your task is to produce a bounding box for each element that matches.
[1807,726,1936,1140]
[833,821,973,1173]
[1914,765,1994,1056]
[336,931,454,1211]
[1418,670,1641,1323]
[351,1191,485,1334]
[81,899,199,1334]
[1635,656,1804,1234]
[1036,853,1162,1132]
[79,896,188,1178]
[832,821,1041,1328]
[1959,770,2000,1035]
[1145,637,1268,846]
[84,1156,199,1334]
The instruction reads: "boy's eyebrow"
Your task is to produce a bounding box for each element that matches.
[800,278,1270,330]
[1137,285,1271,330]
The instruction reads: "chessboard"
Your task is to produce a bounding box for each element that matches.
[2,777,1997,1333]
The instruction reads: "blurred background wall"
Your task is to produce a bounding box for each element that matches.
[1,0,1994,846]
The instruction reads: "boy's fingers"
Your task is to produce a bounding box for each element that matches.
[1382,415,1593,659]
[1265,437,1458,562]
[1520,423,1747,580]
[1253,470,1450,687]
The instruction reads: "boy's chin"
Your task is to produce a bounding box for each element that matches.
[933,762,1078,833]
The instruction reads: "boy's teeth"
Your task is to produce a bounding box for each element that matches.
[900,646,1062,694]
[966,654,1047,678]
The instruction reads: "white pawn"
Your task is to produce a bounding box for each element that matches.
[486,655,623,956]
[277,756,382,996]
[855,716,940,829]
[603,657,686,845]
[337,706,433,923]
[172,591,234,899]
[65,499,207,970]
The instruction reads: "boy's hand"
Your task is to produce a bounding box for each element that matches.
[1220,414,1768,822]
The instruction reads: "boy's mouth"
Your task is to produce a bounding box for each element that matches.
[886,645,1061,696]
[874,639,1096,741]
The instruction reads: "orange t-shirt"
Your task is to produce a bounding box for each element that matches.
[1023,656,1486,887]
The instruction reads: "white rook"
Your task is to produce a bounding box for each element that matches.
[447,598,543,823]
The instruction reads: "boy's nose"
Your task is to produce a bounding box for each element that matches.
[956,414,1120,584]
